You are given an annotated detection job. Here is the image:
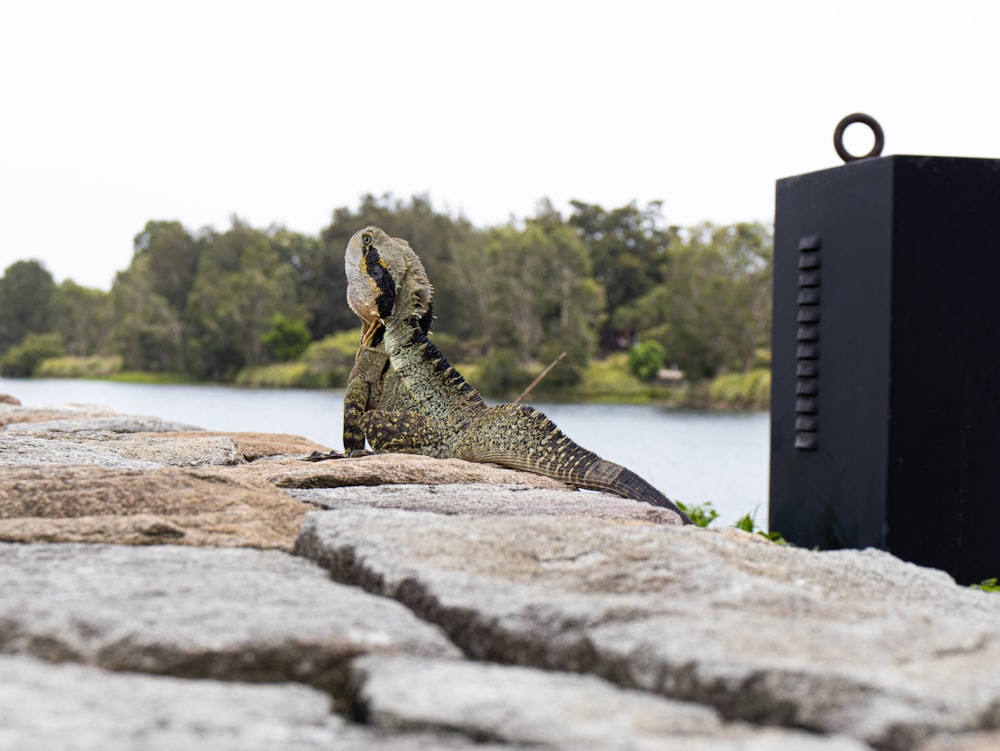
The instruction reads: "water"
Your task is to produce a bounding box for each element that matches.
[1,378,771,528]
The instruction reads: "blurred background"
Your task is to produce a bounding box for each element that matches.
[2,0,997,525]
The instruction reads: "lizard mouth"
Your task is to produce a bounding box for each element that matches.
[360,318,383,350]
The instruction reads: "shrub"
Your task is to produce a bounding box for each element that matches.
[628,341,666,382]
[478,350,532,399]
[706,369,771,410]
[261,315,312,362]
[236,362,315,388]
[0,333,66,377]
[300,330,360,388]
[676,500,719,528]
[35,355,123,378]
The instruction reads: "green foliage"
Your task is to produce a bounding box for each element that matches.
[261,315,311,362]
[733,507,790,544]
[616,222,772,379]
[183,219,306,379]
[105,371,197,384]
[707,369,771,410]
[569,200,674,350]
[299,330,360,388]
[35,355,123,378]
[478,349,533,399]
[676,500,720,528]
[236,361,315,388]
[0,260,56,355]
[575,353,653,402]
[132,220,200,311]
[628,341,666,382]
[971,578,1000,592]
[50,281,114,357]
[1,332,66,377]
[0,196,773,397]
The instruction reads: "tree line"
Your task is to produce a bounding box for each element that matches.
[0,194,772,395]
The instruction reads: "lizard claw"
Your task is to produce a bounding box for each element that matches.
[302,450,345,462]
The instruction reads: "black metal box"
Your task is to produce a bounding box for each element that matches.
[769,155,1000,584]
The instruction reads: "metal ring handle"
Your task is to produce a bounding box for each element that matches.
[833,113,885,163]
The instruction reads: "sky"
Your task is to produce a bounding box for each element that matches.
[2,0,999,291]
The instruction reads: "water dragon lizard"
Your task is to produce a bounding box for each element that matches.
[342,225,692,524]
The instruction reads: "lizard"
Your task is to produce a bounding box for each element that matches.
[343,225,693,524]
[342,232,433,454]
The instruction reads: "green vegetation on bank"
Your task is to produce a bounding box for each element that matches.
[972,578,1000,592]
[0,195,773,405]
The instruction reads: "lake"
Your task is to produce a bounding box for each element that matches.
[1,377,771,528]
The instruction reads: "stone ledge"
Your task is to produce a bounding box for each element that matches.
[2,396,1000,751]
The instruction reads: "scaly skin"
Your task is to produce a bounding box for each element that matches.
[344,226,692,523]
[342,232,433,454]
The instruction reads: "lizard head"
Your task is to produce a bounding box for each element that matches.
[345,226,434,344]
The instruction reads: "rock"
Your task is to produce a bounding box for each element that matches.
[1,431,244,467]
[0,428,330,468]
[0,655,497,751]
[0,393,20,404]
[350,654,868,750]
[0,543,459,699]
[150,430,333,460]
[916,732,1000,751]
[234,452,572,491]
[290,483,687,524]
[4,414,203,432]
[0,401,117,426]
[0,465,308,549]
[0,433,165,469]
[0,654,345,751]
[297,509,1000,751]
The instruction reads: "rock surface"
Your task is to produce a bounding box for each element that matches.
[0,543,458,696]
[0,654,498,751]
[3,414,203,432]
[3,395,1000,751]
[297,509,1000,751]
[289,482,687,524]
[0,465,308,549]
[236,451,573,491]
[350,654,868,749]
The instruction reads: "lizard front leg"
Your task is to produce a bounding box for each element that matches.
[343,374,373,455]
[343,343,388,455]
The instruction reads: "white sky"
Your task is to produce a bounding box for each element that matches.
[2,0,998,291]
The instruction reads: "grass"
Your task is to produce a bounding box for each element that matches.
[105,371,198,385]
[35,356,123,379]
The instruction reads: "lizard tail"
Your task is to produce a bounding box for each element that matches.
[454,404,692,524]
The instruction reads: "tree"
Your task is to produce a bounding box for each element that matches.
[616,222,773,379]
[111,257,186,372]
[132,220,200,312]
[268,228,348,339]
[0,260,56,354]
[184,220,304,379]
[479,214,603,390]
[568,200,676,351]
[50,281,114,357]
